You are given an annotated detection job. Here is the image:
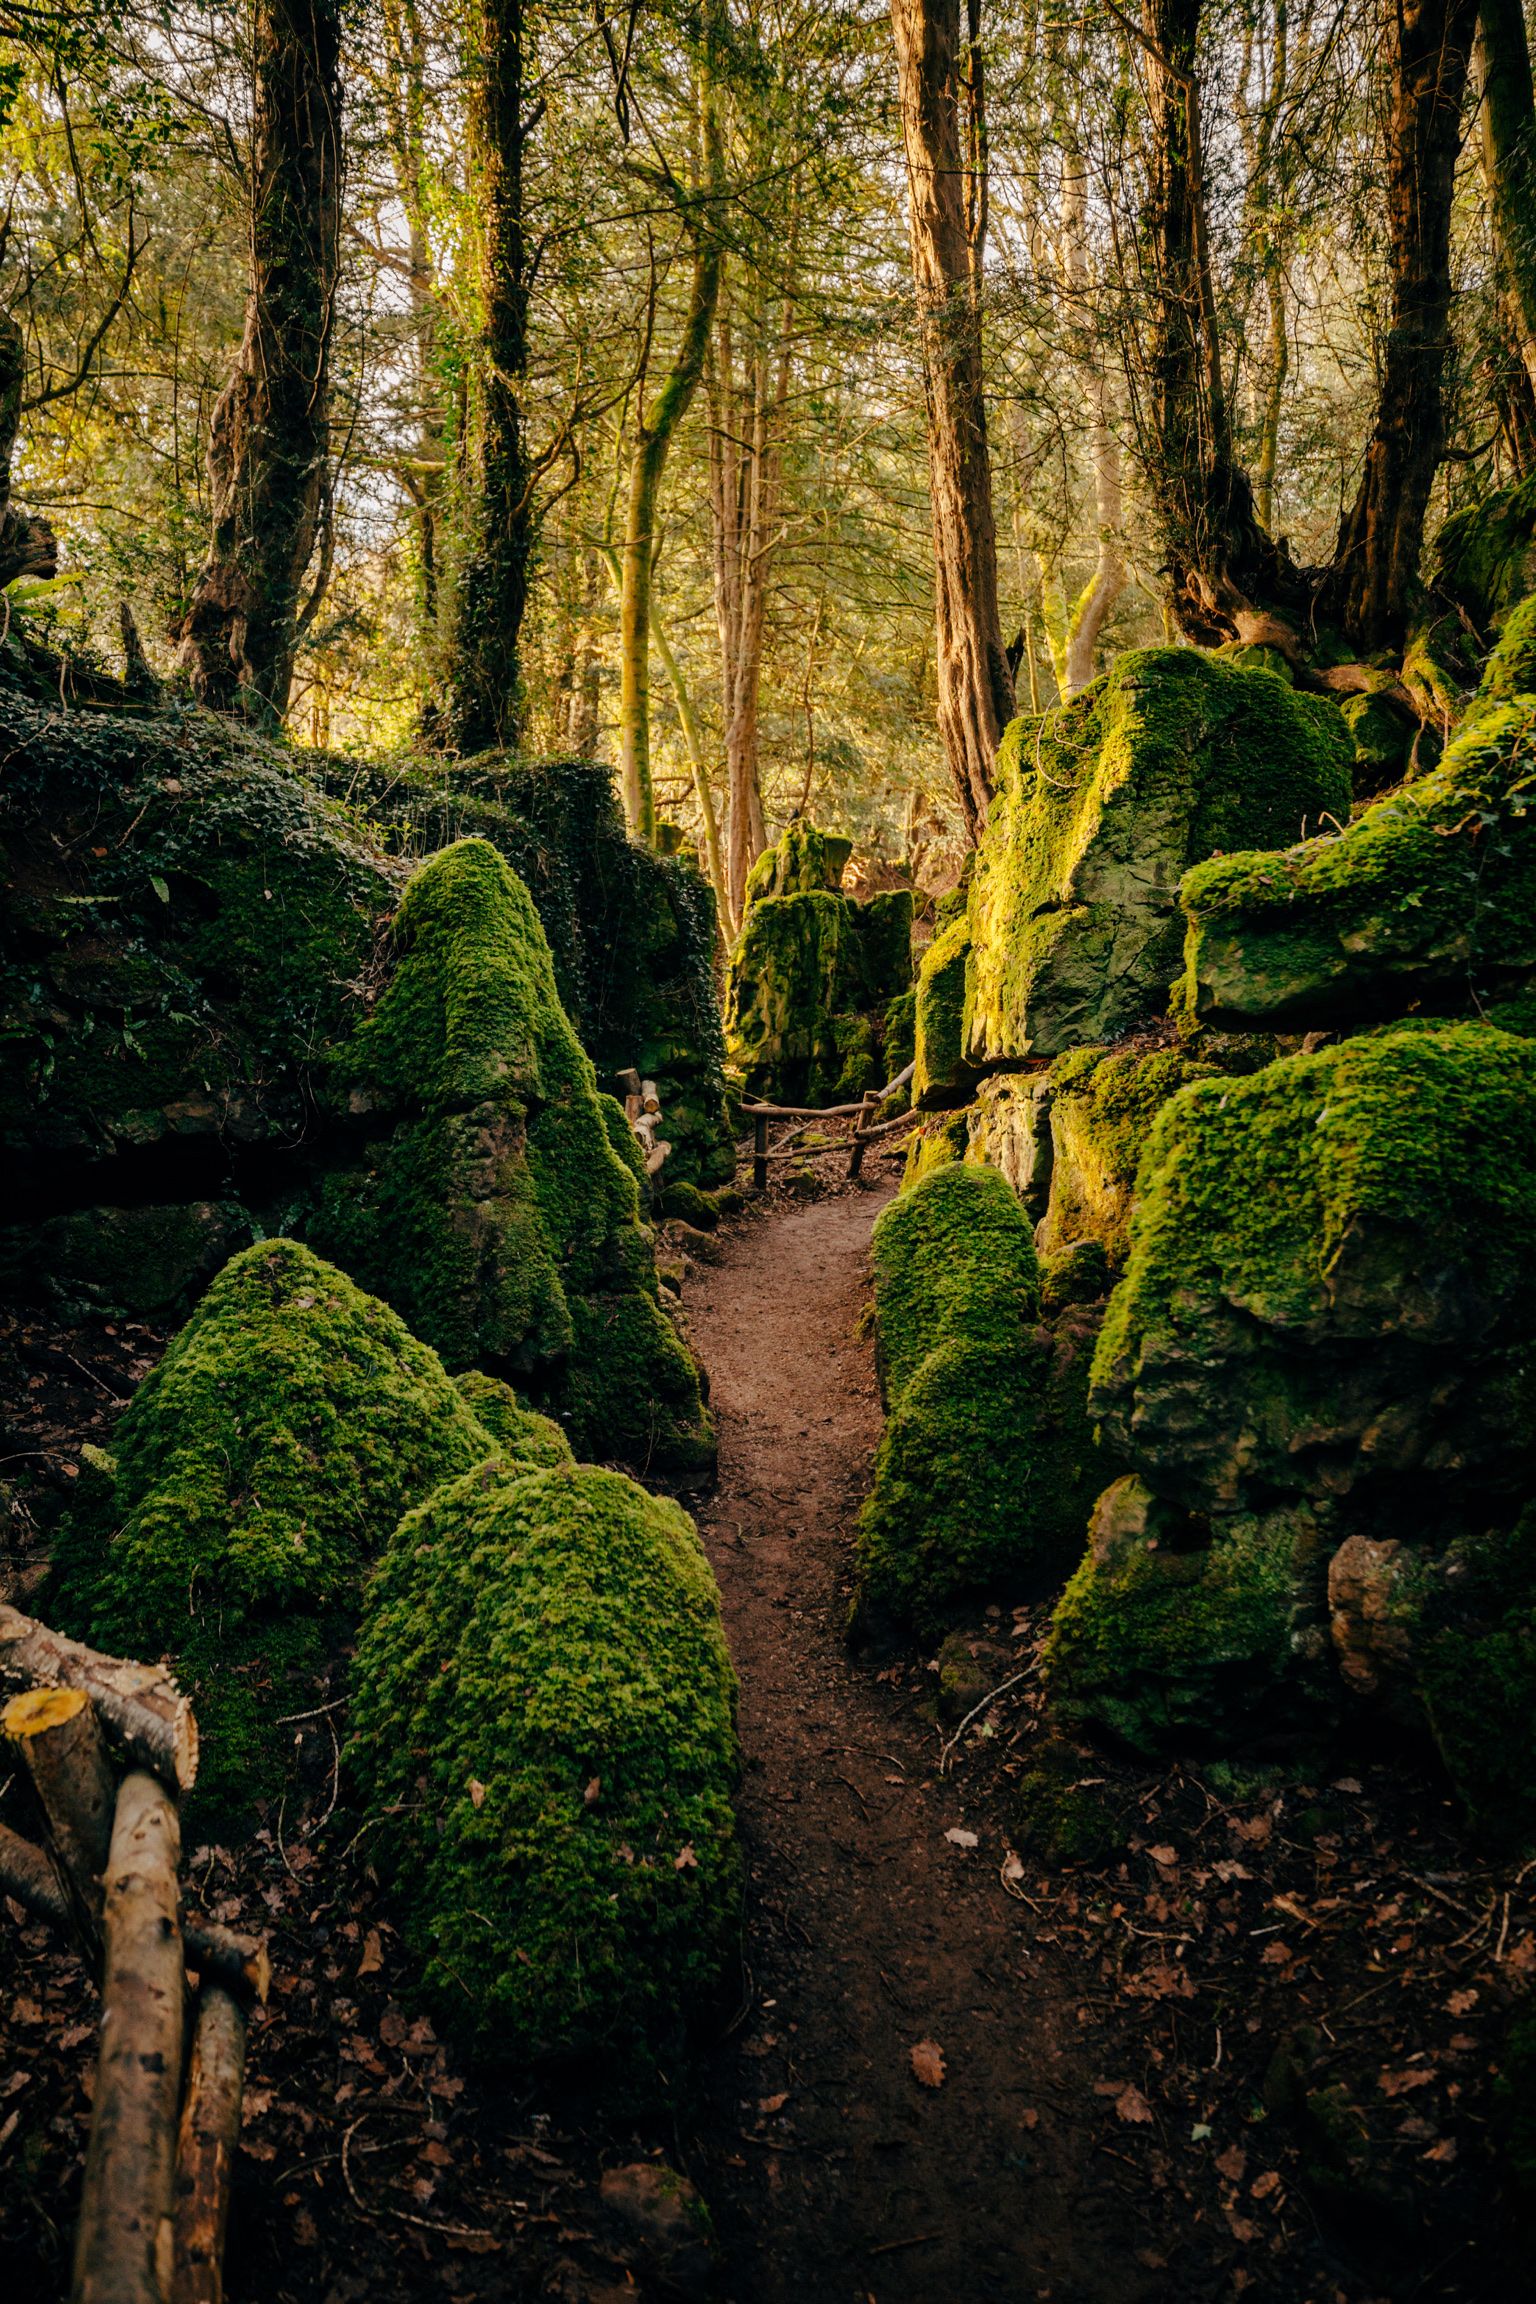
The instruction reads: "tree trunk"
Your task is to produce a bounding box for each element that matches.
[177,0,342,727]
[1327,0,1479,649]
[3,1686,116,1930]
[379,0,446,628]
[890,0,1013,839]
[618,49,725,845]
[172,1986,248,2304]
[441,0,531,753]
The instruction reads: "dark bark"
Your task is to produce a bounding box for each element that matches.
[441,0,531,754]
[891,0,1013,840]
[1477,0,1536,395]
[0,312,57,586]
[177,0,342,726]
[1325,0,1479,649]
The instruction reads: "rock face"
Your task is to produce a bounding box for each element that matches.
[854,1164,1110,1632]
[963,650,1351,1064]
[53,1239,497,1814]
[1180,673,1536,1030]
[1034,1041,1225,1267]
[724,822,912,1103]
[348,1456,740,2070]
[310,838,714,1477]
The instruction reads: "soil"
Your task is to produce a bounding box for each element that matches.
[2,1163,1533,2304]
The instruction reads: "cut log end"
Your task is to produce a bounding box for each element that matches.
[3,1685,91,1737]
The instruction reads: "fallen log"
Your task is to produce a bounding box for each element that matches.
[73,1770,185,2304]
[4,1685,116,1928]
[0,1605,198,1792]
[172,1984,248,2304]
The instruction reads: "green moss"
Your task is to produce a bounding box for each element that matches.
[965,649,1353,1063]
[1092,1024,1536,1518]
[1413,1514,1536,1843]
[882,987,917,1083]
[901,1108,971,1188]
[870,1162,1040,1407]
[656,1178,718,1229]
[724,884,910,1107]
[1044,1478,1317,1752]
[911,915,973,1108]
[563,1293,716,1479]
[1433,481,1536,639]
[53,1239,495,1817]
[1179,688,1536,1028]
[1337,689,1414,790]
[1478,590,1536,703]
[0,1200,253,1320]
[348,1458,740,2071]
[452,1371,575,1469]
[743,819,852,905]
[1039,1238,1113,1314]
[1038,1042,1221,1265]
[1011,1740,1124,1864]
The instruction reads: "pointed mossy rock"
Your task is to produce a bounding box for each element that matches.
[963,649,1352,1063]
[348,1457,740,2073]
[451,1371,575,1469]
[1090,1023,1536,1523]
[854,1165,1109,1631]
[911,914,973,1108]
[723,870,913,1106]
[1178,652,1536,1030]
[742,818,853,904]
[52,1239,497,1817]
[310,839,714,1477]
[1044,1475,1326,1754]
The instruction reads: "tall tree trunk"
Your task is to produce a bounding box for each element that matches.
[618,52,725,846]
[890,0,1013,840]
[177,0,342,726]
[1327,0,1478,650]
[1475,0,1536,401]
[379,0,445,627]
[441,0,530,753]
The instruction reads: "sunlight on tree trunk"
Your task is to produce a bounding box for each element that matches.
[1475,0,1536,406]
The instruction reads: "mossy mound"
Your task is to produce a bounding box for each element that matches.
[724,824,912,1105]
[348,1458,740,2072]
[1037,1043,1223,1267]
[911,915,972,1107]
[310,839,713,1477]
[1433,478,1536,640]
[1044,1477,1323,1754]
[963,649,1352,1064]
[1179,668,1536,1031]
[743,818,853,903]
[452,1371,575,1469]
[54,1239,495,1815]
[1091,1023,1536,1522]
[855,1166,1106,1629]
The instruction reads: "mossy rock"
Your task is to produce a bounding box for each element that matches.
[656,1178,719,1228]
[1179,663,1536,1030]
[901,1108,971,1189]
[1037,1042,1224,1267]
[348,1458,740,2073]
[869,1162,1040,1408]
[911,915,972,1108]
[53,1240,496,1817]
[452,1371,575,1469]
[724,878,912,1107]
[1412,1513,1536,1844]
[310,839,713,1477]
[0,1200,253,1320]
[743,818,852,905]
[1011,1738,1125,1865]
[1337,688,1415,792]
[964,649,1352,1063]
[1433,479,1536,639]
[1039,1239,1113,1314]
[1044,1476,1325,1753]
[962,1070,1053,1216]
[1092,1024,1536,1521]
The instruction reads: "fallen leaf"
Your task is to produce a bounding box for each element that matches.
[1224,2210,1258,2243]
[1424,2137,1458,2164]
[467,1778,486,1811]
[584,1776,602,1805]
[1447,1988,1478,2016]
[1216,2145,1246,2182]
[1115,2084,1153,2125]
[758,2091,790,2115]
[910,2039,947,2088]
[673,1844,698,1871]
[1250,2170,1280,2200]
[1147,1844,1178,1868]
[1332,1777,1364,1794]
[1379,2067,1435,2097]
[944,1828,979,1849]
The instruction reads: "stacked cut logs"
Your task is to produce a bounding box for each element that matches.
[617,1066,671,1178]
[0,1603,268,2304]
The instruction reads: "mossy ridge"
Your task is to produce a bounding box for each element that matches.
[349,1458,740,2073]
[869,1161,1040,1408]
[452,1371,575,1469]
[1178,681,1536,1030]
[742,818,852,906]
[911,914,972,1108]
[965,648,1352,1065]
[311,839,713,1475]
[53,1239,496,1817]
[723,875,913,1107]
[1091,1023,1536,1520]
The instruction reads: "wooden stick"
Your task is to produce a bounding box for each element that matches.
[753,1112,768,1193]
[0,1606,198,1792]
[73,1772,186,2304]
[847,1092,881,1179]
[4,1686,116,1927]
[740,1059,916,1123]
[172,1984,247,2304]
[0,1819,269,2005]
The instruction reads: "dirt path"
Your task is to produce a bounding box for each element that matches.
[685,1186,1148,2304]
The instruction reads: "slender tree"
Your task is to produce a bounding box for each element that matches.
[177,0,342,725]
[890,0,1013,838]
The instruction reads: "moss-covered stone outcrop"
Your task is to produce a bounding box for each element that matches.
[1035,1042,1224,1267]
[724,823,913,1104]
[311,838,714,1477]
[348,1457,740,2071]
[1433,476,1536,639]
[54,1239,496,1814]
[911,915,972,1107]
[963,650,1352,1064]
[1179,679,1536,1030]
[854,1164,1107,1631]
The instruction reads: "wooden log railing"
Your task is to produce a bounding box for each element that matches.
[740,1062,917,1190]
[0,1606,267,2303]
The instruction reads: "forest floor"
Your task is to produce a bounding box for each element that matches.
[1,1165,1533,2302]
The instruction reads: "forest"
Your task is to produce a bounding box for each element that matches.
[2,0,1536,2296]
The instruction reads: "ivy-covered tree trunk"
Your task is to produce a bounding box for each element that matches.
[177,0,342,727]
[890,0,1013,840]
[441,0,531,754]
[1326,0,1479,650]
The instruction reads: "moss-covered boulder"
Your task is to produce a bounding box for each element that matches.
[1433,477,1536,639]
[724,828,913,1105]
[743,818,853,903]
[310,838,713,1477]
[963,1069,1054,1216]
[911,914,972,1107]
[963,650,1352,1064]
[854,1164,1107,1631]
[1035,1043,1223,1267]
[452,1371,575,1469]
[1179,677,1536,1030]
[54,1239,496,1815]
[348,1457,740,2072]
[1045,1478,1326,1753]
[1091,1024,1536,1521]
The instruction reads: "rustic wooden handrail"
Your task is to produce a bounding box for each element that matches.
[744,1063,916,1189]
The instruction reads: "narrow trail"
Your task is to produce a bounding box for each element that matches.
[686,1187,1148,2304]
